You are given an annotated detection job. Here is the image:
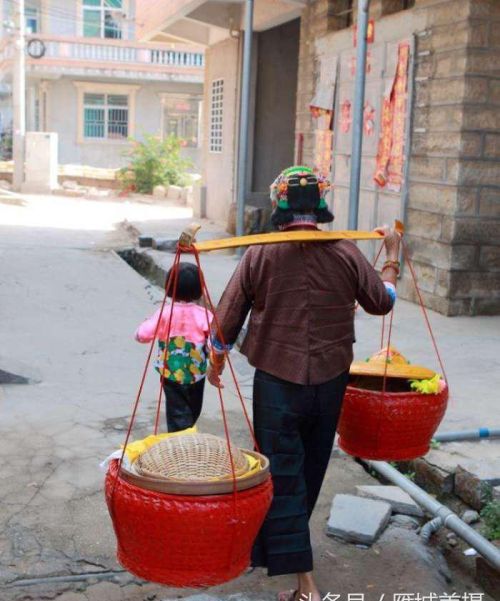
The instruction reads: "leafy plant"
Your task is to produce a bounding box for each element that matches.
[481,500,500,541]
[119,134,192,194]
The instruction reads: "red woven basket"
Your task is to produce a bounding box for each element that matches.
[337,384,449,461]
[105,460,273,588]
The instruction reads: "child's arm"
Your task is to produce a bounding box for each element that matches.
[135,307,168,343]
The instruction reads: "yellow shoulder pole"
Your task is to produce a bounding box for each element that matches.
[179,220,404,253]
[194,230,382,252]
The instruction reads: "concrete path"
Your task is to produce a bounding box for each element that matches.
[0,192,494,601]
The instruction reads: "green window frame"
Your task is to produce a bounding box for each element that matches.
[83,93,128,140]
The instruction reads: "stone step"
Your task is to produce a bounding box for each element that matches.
[356,485,424,517]
[327,493,392,545]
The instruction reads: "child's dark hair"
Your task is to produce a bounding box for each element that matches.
[165,262,202,302]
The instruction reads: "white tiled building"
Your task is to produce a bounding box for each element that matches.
[0,0,205,168]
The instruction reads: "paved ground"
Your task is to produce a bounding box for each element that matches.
[0,192,497,601]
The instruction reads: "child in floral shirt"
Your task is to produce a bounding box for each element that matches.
[135,262,213,432]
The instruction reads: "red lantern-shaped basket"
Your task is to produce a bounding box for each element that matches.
[105,459,273,587]
[338,347,449,460]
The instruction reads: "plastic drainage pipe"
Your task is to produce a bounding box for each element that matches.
[366,460,500,570]
[434,428,500,443]
[420,516,443,544]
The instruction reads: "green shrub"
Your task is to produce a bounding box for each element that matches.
[481,500,500,541]
[119,134,192,194]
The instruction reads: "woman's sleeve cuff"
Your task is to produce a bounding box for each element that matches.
[208,336,233,354]
[383,281,397,305]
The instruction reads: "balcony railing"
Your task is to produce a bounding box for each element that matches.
[1,35,204,81]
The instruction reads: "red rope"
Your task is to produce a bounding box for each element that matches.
[109,250,180,505]
[190,246,261,453]
[377,308,395,450]
[153,252,181,435]
[402,242,448,384]
[186,245,242,569]
[372,240,386,349]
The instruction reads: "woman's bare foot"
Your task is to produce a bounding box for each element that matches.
[297,571,322,601]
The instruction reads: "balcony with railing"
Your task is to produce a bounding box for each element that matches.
[0,35,205,83]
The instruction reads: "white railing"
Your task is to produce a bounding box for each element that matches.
[24,35,204,70]
[150,49,204,67]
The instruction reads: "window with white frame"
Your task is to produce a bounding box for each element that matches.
[83,93,128,139]
[209,79,223,153]
[83,0,124,39]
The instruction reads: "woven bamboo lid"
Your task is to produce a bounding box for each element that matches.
[349,347,436,380]
[135,433,249,482]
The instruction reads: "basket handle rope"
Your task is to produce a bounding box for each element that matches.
[112,231,260,554]
[363,228,449,452]
[153,256,181,436]
[401,240,448,384]
[109,251,181,505]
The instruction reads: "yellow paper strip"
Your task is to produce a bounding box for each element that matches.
[194,230,383,252]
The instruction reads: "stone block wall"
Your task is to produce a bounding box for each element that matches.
[399,0,500,315]
[295,0,500,315]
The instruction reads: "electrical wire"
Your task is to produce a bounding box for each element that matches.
[4,0,135,32]
[5,0,203,54]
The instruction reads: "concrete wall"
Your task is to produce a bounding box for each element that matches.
[45,76,202,168]
[202,36,240,223]
[296,0,500,316]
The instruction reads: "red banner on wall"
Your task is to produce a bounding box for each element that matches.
[373,42,409,192]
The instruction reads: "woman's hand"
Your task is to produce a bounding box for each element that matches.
[374,224,402,260]
[207,362,225,388]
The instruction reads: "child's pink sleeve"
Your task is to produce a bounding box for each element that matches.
[135,308,165,343]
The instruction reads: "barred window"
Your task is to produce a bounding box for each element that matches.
[25,6,39,34]
[381,0,415,16]
[328,0,353,30]
[83,93,128,139]
[209,79,224,153]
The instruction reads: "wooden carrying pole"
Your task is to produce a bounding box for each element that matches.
[179,221,404,253]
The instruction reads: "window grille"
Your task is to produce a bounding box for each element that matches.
[328,0,353,30]
[25,6,39,33]
[83,93,128,139]
[381,0,415,16]
[209,79,223,153]
[163,96,201,148]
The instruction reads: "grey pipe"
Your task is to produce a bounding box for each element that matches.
[7,570,126,588]
[420,516,443,544]
[348,0,370,230]
[236,0,254,245]
[434,428,500,443]
[367,460,500,570]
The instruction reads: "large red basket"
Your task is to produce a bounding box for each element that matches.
[337,384,449,461]
[105,460,273,588]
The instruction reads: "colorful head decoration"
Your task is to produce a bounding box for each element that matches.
[269,166,333,228]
